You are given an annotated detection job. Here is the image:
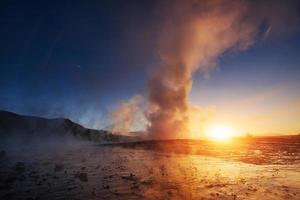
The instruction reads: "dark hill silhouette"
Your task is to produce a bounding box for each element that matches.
[0,110,135,146]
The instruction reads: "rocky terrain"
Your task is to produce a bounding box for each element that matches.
[0,141,299,200]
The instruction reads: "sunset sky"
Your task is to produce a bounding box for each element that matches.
[0,0,299,137]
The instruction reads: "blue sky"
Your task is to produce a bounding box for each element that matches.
[0,0,299,134]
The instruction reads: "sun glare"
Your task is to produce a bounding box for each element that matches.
[205,124,234,141]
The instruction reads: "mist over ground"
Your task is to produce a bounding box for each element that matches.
[0,0,300,199]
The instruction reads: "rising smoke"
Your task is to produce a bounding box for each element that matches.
[110,95,147,135]
[146,0,299,139]
[110,0,299,139]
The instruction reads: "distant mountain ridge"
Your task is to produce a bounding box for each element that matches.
[0,110,136,145]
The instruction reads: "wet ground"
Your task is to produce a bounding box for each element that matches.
[0,137,299,200]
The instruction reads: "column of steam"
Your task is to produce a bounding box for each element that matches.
[146,0,291,139]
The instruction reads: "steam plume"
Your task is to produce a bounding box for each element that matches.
[110,95,147,134]
[147,0,299,139]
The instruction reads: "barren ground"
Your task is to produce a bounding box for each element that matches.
[0,137,299,200]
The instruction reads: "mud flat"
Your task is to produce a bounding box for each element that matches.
[0,138,299,200]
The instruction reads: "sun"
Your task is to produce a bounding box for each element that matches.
[205,124,234,141]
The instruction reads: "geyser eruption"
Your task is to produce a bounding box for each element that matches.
[146,0,298,139]
[110,95,147,134]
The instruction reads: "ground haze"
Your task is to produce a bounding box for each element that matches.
[0,136,299,200]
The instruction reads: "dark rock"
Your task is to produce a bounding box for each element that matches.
[76,172,88,182]
[13,162,26,173]
[54,164,64,172]
[103,185,110,189]
[122,173,137,181]
[92,189,96,196]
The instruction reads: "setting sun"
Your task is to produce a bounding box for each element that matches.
[205,124,234,141]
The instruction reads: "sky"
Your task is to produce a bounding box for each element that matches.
[0,0,299,136]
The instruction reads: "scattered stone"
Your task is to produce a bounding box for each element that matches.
[76,172,88,182]
[131,181,139,189]
[122,173,137,181]
[103,185,110,189]
[13,162,26,173]
[104,174,114,179]
[92,188,96,196]
[233,194,237,200]
[140,179,153,185]
[36,181,42,186]
[67,186,76,191]
[54,164,64,172]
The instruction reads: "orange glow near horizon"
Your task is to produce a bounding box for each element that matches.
[204,123,235,141]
